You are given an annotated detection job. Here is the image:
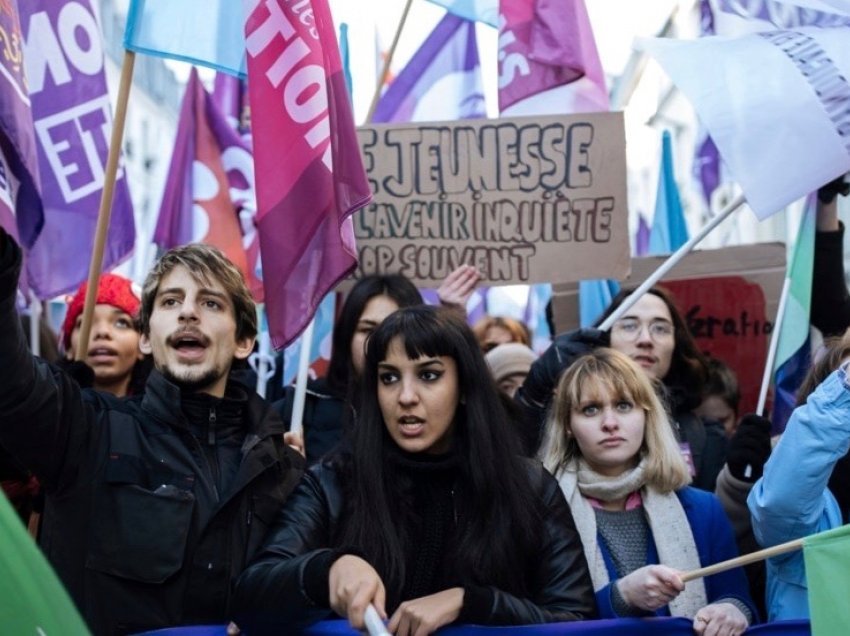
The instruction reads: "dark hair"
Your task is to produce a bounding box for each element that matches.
[325,275,422,396]
[596,286,709,413]
[702,357,741,413]
[339,306,540,596]
[140,243,257,342]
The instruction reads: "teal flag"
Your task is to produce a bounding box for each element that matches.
[0,493,90,634]
[649,130,689,255]
[804,523,850,636]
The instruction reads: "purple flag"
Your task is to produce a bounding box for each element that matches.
[499,0,608,115]
[373,13,486,123]
[212,72,251,139]
[156,68,262,299]
[693,0,721,206]
[635,214,650,257]
[0,0,42,248]
[21,0,135,299]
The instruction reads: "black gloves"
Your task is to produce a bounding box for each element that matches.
[520,328,609,407]
[726,414,772,483]
[818,175,850,204]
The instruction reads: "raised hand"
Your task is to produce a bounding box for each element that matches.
[436,265,482,315]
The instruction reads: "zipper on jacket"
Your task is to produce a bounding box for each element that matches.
[208,408,217,446]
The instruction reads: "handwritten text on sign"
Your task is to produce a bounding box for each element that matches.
[352,113,630,286]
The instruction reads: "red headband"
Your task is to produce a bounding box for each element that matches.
[61,274,141,349]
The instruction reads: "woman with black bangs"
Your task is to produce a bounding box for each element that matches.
[273,273,424,464]
[518,286,726,491]
[234,306,596,635]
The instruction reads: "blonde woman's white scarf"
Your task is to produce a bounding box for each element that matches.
[557,459,708,618]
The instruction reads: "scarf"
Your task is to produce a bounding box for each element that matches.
[557,458,707,618]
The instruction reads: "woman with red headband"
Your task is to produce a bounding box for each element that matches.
[61,273,147,397]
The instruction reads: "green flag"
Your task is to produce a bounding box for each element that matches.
[804,523,850,636]
[0,493,90,634]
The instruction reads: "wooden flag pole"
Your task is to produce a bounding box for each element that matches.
[365,0,414,123]
[597,192,747,332]
[681,536,803,583]
[75,50,136,362]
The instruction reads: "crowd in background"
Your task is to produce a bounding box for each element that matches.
[0,178,849,635]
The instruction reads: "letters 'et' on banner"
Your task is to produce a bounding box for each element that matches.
[350,113,630,288]
[22,0,135,299]
[244,0,372,349]
[637,27,850,220]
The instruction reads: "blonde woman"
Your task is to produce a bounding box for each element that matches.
[540,348,756,634]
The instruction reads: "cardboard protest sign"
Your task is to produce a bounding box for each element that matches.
[552,243,786,414]
[350,112,629,287]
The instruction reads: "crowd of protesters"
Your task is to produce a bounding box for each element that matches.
[0,177,848,635]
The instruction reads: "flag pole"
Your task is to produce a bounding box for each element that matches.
[289,316,316,442]
[366,0,414,122]
[681,536,803,583]
[75,50,136,361]
[597,192,746,331]
[365,604,390,636]
[756,276,791,415]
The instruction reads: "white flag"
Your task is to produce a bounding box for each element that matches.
[637,26,850,219]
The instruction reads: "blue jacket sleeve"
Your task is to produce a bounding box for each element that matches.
[748,368,850,550]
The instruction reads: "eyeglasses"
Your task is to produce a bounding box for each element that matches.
[611,318,674,342]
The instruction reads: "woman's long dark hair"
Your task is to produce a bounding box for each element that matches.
[596,286,709,413]
[339,306,540,595]
[325,275,423,396]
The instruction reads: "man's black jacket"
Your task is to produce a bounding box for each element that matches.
[0,229,303,634]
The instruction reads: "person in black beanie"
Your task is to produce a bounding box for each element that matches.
[0,227,303,634]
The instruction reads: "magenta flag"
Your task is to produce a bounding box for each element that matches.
[0,0,42,248]
[244,0,371,349]
[21,0,135,299]
[156,68,263,300]
[498,0,608,115]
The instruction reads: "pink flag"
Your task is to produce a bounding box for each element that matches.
[498,0,608,115]
[244,0,371,349]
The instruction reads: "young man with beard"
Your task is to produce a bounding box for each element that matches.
[0,227,303,635]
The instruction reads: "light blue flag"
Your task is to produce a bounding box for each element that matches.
[281,293,336,387]
[649,130,689,255]
[339,23,354,99]
[124,0,247,77]
[579,279,621,328]
[524,284,552,353]
[425,0,498,27]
